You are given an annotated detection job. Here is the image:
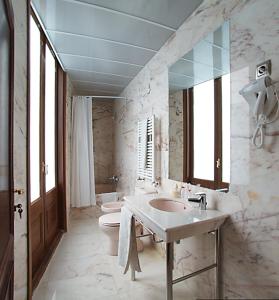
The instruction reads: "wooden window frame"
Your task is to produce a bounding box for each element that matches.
[183,77,229,190]
[29,10,67,227]
[27,7,67,297]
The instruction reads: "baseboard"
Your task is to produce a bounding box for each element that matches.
[32,230,64,292]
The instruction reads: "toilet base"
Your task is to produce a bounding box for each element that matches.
[107,238,119,256]
[100,223,144,256]
[99,212,144,256]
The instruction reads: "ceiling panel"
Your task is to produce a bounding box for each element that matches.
[183,41,229,72]
[32,0,204,97]
[72,81,124,93]
[169,73,194,90]
[204,21,229,49]
[48,31,155,66]
[60,53,143,77]
[169,22,230,91]
[77,0,203,29]
[75,90,115,96]
[68,69,132,86]
[76,89,119,96]
[170,59,227,82]
[41,0,174,51]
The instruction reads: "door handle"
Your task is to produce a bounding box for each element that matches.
[13,189,25,195]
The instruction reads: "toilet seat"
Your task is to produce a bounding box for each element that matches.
[99,212,121,227]
[101,201,124,213]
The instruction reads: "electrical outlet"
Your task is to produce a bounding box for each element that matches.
[256,59,271,79]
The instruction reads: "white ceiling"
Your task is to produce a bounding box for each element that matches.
[31,0,203,97]
[169,21,230,92]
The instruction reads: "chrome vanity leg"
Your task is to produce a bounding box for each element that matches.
[215,229,220,299]
[166,242,174,300]
[131,266,135,281]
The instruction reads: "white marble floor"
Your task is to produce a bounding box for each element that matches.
[33,206,193,300]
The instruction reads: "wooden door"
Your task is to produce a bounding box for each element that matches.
[0,0,14,299]
[29,13,66,290]
[30,35,60,287]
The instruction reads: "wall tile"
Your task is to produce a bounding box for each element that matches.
[114,0,279,298]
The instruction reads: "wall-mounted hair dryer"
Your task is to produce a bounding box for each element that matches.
[239,75,279,148]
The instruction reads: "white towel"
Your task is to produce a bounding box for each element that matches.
[118,206,141,274]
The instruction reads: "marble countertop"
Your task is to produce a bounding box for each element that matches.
[124,194,229,242]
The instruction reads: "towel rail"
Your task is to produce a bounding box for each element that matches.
[135,216,163,243]
[129,214,223,300]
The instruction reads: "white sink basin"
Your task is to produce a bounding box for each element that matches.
[149,198,186,212]
[125,194,229,243]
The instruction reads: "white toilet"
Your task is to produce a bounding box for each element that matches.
[101,201,124,213]
[99,202,143,256]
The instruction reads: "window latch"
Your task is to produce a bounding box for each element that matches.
[41,162,45,173]
[216,158,221,169]
[41,162,48,174]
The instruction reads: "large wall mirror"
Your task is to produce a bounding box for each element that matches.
[168,22,230,190]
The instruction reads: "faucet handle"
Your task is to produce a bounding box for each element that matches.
[188,198,202,203]
[195,192,206,196]
[188,192,207,210]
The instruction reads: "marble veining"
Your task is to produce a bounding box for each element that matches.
[169,90,184,182]
[33,206,195,300]
[11,0,279,298]
[114,0,279,298]
[92,100,115,184]
[66,76,75,226]
[12,1,28,299]
[12,2,75,296]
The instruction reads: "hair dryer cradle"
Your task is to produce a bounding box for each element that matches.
[239,75,279,148]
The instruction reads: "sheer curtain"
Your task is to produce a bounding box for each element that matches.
[71,96,96,207]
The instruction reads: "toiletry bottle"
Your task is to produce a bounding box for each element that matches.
[180,186,185,200]
[170,184,176,198]
[171,184,179,198]
[175,184,181,198]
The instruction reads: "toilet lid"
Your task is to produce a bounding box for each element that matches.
[101,201,124,213]
[99,212,121,226]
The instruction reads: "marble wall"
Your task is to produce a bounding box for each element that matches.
[169,90,184,182]
[114,0,279,298]
[12,0,28,299]
[92,100,115,184]
[12,2,75,297]
[66,76,74,225]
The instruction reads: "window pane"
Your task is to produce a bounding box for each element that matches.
[45,45,56,192]
[193,80,215,180]
[222,74,230,183]
[30,17,41,202]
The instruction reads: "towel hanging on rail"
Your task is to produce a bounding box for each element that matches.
[118,206,141,274]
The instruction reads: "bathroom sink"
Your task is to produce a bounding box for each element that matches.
[125,194,228,242]
[149,198,186,212]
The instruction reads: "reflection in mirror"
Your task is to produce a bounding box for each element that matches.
[168,22,230,189]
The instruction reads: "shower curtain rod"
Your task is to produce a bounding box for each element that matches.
[83,95,126,99]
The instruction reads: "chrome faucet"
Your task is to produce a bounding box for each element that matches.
[188,192,207,210]
[152,181,159,188]
[108,175,119,183]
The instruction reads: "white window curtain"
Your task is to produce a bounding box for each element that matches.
[71,96,96,207]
